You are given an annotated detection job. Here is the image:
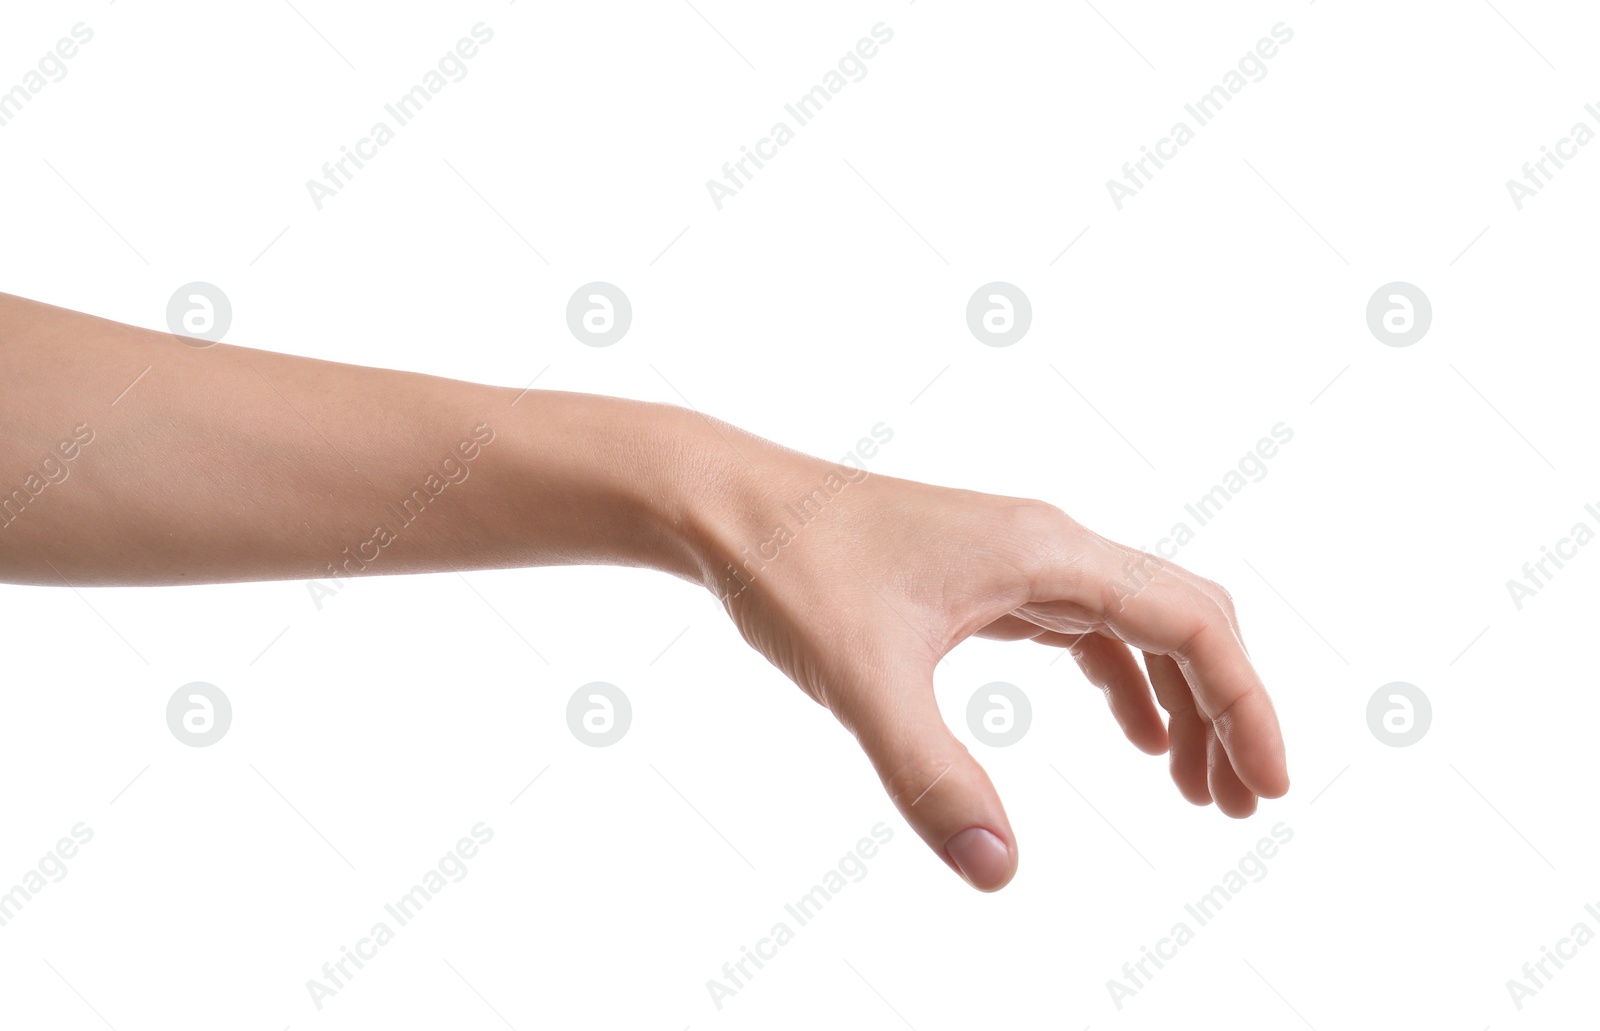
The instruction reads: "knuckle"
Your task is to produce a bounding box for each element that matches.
[1175,611,1212,656]
[1191,577,1232,618]
[1003,498,1064,538]
[881,748,968,810]
[985,497,1078,591]
[1097,569,1136,618]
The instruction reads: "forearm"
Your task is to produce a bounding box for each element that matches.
[0,292,1293,892]
[0,292,738,589]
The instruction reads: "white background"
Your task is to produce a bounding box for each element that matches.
[1,1,1597,1028]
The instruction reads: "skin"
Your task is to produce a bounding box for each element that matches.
[0,291,1288,891]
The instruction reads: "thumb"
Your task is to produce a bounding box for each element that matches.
[837,667,1018,892]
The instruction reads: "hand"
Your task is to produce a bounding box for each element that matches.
[0,292,1287,897]
[689,429,1290,892]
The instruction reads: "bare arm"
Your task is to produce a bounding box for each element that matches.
[0,291,718,587]
[0,291,1289,892]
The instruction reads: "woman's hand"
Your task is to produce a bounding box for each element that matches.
[682,420,1290,891]
[0,292,1287,895]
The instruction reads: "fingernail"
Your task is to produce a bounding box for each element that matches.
[945,827,1011,891]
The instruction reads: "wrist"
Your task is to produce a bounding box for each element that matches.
[627,402,803,599]
[594,398,825,602]
[652,411,877,606]
[615,399,754,589]
[494,390,758,587]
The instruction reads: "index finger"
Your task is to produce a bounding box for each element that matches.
[1025,537,1288,798]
